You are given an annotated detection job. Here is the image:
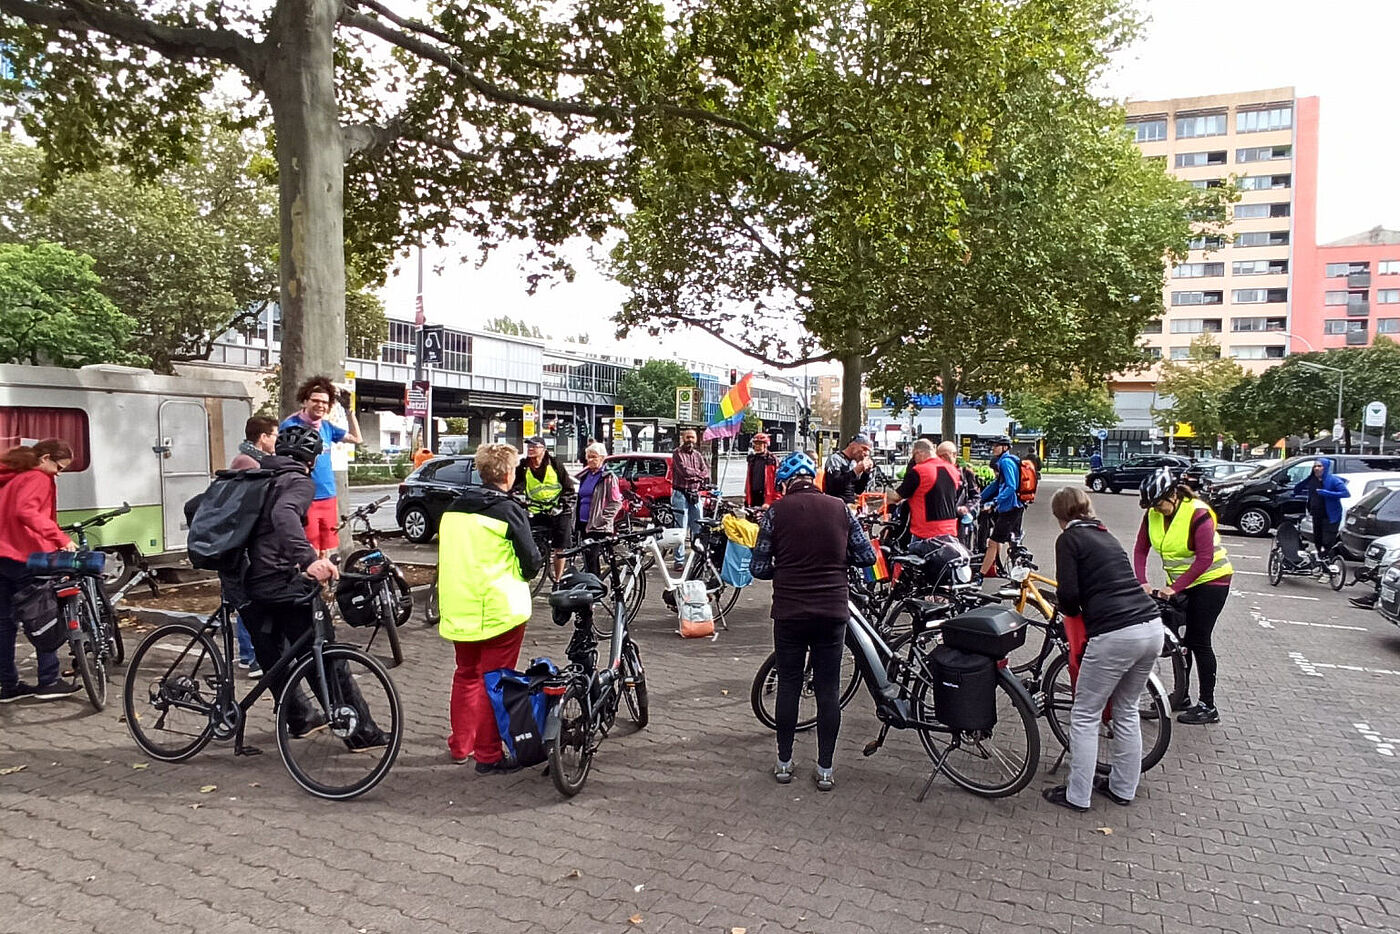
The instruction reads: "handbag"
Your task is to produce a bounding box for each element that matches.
[15,580,65,653]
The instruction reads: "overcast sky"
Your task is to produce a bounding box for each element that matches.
[379,0,1399,363]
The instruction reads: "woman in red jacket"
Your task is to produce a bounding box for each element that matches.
[0,439,81,702]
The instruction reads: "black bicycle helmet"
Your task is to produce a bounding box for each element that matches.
[276,423,324,465]
[549,571,608,624]
[1139,466,1178,509]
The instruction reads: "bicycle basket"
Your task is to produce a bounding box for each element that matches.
[334,577,379,627]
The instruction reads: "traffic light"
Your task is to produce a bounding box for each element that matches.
[728,368,737,385]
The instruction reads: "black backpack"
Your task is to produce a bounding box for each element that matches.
[184,467,297,572]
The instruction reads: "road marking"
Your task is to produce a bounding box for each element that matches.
[1233,570,1267,577]
[1238,591,1319,601]
[1314,662,1400,676]
[1289,651,1324,677]
[1354,723,1397,756]
[1252,611,1367,632]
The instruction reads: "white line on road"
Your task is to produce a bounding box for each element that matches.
[1238,591,1320,601]
[1314,662,1400,676]
[1252,611,1368,632]
[1289,651,1324,677]
[1354,723,1399,755]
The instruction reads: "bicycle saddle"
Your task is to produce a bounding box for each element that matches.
[549,572,608,612]
[890,554,926,568]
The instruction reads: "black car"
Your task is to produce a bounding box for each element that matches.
[1340,486,1400,558]
[1376,556,1400,628]
[1183,459,1257,492]
[1210,454,1400,537]
[1084,454,1190,495]
[396,455,482,543]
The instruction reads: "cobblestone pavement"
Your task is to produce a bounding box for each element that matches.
[3,477,1399,934]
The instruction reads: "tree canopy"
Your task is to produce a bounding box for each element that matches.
[0,242,143,367]
[483,316,546,339]
[1004,380,1117,452]
[616,360,697,419]
[1152,336,1245,445]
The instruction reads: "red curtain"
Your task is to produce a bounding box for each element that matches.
[0,406,91,471]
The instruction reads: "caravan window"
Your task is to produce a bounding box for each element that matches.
[0,406,91,472]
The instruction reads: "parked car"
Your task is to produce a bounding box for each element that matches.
[1357,531,1400,590]
[1340,485,1400,559]
[1183,459,1259,492]
[1209,455,1400,537]
[1375,552,1400,628]
[1084,454,1190,495]
[396,455,482,543]
[602,452,674,502]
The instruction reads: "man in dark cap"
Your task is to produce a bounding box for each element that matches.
[822,434,875,505]
[978,435,1024,579]
[512,436,576,581]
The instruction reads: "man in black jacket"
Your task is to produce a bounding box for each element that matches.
[752,451,876,792]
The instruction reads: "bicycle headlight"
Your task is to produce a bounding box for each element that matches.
[1009,565,1030,583]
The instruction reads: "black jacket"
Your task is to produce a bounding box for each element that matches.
[1054,519,1160,639]
[244,455,320,603]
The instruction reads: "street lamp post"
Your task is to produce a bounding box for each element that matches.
[1297,360,1345,453]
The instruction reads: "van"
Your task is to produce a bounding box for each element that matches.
[1208,454,1400,537]
[0,364,252,587]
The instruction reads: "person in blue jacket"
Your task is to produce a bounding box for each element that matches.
[978,436,1024,578]
[1293,458,1348,554]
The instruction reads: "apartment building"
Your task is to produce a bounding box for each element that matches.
[1294,227,1400,350]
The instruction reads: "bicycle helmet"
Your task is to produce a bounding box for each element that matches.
[548,570,608,624]
[276,423,324,465]
[1139,466,1179,509]
[775,451,817,485]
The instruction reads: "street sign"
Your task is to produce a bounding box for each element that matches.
[523,403,536,437]
[613,404,625,442]
[675,387,695,422]
[1333,418,1346,438]
[405,380,430,418]
[420,325,445,366]
[1365,401,1387,428]
[1094,428,1108,441]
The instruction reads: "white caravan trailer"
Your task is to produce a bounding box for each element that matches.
[0,364,252,586]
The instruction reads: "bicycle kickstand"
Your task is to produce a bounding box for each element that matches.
[916,738,961,803]
[1047,746,1067,775]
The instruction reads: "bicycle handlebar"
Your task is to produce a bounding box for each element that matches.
[556,525,666,558]
[62,502,131,534]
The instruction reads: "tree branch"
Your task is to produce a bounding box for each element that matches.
[0,0,262,73]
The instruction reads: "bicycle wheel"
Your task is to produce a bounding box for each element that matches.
[424,582,439,626]
[276,646,403,800]
[1267,549,1283,586]
[1160,630,1192,711]
[914,667,1039,798]
[98,590,125,665]
[620,639,648,729]
[546,680,594,797]
[1328,555,1347,592]
[749,647,861,733]
[71,633,106,711]
[1042,651,1170,775]
[529,530,554,597]
[378,583,404,668]
[122,622,221,761]
[695,558,741,619]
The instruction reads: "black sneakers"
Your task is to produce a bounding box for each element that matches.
[0,682,35,703]
[1349,594,1378,610]
[1042,785,1089,812]
[475,759,522,775]
[1093,775,1133,806]
[32,680,81,701]
[1177,703,1219,725]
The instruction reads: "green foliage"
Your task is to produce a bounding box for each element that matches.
[0,242,145,367]
[1245,339,1400,442]
[0,132,278,372]
[1005,380,1117,450]
[256,366,281,418]
[443,418,469,435]
[616,360,698,419]
[345,289,389,360]
[1152,336,1246,444]
[483,316,545,339]
[740,409,763,434]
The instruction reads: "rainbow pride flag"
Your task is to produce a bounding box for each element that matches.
[702,372,754,440]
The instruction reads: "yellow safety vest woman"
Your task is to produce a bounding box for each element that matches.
[1134,467,1232,726]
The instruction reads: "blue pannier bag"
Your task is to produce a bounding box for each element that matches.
[721,541,753,588]
[484,657,559,767]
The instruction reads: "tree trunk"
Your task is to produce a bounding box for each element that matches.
[940,360,957,444]
[264,0,346,416]
[840,350,864,442]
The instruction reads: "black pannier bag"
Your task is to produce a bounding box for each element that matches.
[940,606,1027,658]
[15,581,65,653]
[929,645,998,733]
[335,578,378,627]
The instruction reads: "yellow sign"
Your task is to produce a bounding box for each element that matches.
[523,403,536,437]
[1174,422,1196,438]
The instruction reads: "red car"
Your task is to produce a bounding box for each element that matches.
[601,453,674,502]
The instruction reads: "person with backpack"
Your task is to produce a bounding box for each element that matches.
[226,416,279,677]
[0,440,81,702]
[978,436,1029,579]
[279,376,362,559]
[751,452,877,792]
[439,443,543,772]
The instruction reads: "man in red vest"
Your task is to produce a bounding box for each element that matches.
[886,439,961,544]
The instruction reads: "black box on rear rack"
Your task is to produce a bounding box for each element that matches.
[939,606,1027,658]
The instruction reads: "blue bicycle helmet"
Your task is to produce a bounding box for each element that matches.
[775,451,817,485]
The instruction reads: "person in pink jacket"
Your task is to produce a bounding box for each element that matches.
[0,439,81,702]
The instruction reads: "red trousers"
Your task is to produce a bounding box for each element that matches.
[448,624,526,763]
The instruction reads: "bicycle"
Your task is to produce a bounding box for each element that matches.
[1268,517,1346,592]
[541,528,654,797]
[519,494,573,597]
[334,495,412,667]
[121,592,403,800]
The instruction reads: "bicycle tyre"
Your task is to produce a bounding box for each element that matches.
[749,648,861,732]
[72,631,106,712]
[275,646,403,800]
[1042,651,1171,775]
[122,622,221,762]
[620,639,649,729]
[1267,549,1283,586]
[424,579,440,626]
[546,680,594,797]
[596,553,646,638]
[913,667,1039,798]
[529,530,554,597]
[1161,630,1191,711]
[1328,556,1347,592]
[377,581,404,668]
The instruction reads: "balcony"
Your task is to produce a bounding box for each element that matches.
[1347,301,1370,317]
[1346,330,1370,346]
[1348,272,1372,289]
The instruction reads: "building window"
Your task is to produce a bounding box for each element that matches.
[1236,106,1293,133]
[1187,235,1225,251]
[1169,318,1222,334]
[1232,259,1288,276]
[1129,118,1167,142]
[1235,231,1289,248]
[1379,319,1400,334]
[1379,290,1400,304]
[1170,291,1223,307]
[1380,261,1400,275]
[1233,202,1290,219]
[1325,289,1369,306]
[1144,346,1162,360]
[1231,316,1287,332]
[1172,262,1225,278]
[1232,288,1287,304]
[1326,262,1371,277]
[1175,151,1227,168]
[1176,113,1227,138]
[1236,174,1291,191]
[1325,320,1368,335]
[0,407,92,472]
[1189,178,1225,189]
[1230,346,1286,360]
[1140,319,1163,334]
[1237,144,1292,163]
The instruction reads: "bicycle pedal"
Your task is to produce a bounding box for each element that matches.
[862,738,883,757]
